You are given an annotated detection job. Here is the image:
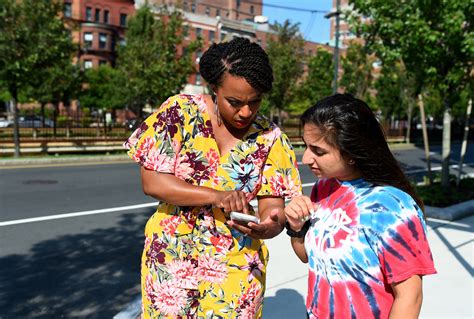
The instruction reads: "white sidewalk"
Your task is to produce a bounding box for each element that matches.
[263,214,474,319]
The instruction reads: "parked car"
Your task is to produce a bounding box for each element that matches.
[18,115,54,128]
[0,118,13,128]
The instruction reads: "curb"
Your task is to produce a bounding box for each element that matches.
[425,199,474,221]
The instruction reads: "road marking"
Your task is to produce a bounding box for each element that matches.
[0,202,158,227]
[0,183,318,227]
[0,160,132,170]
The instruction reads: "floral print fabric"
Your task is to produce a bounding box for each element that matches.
[124,94,302,318]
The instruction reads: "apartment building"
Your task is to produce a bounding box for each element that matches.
[63,0,136,69]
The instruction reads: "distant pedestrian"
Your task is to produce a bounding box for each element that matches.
[284,94,437,319]
[124,37,301,318]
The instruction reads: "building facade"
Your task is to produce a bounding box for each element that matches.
[63,0,136,69]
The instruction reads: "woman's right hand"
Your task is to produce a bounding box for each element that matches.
[284,195,314,231]
[213,190,249,214]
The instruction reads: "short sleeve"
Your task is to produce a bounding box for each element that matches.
[375,193,437,284]
[123,95,184,172]
[257,132,302,199]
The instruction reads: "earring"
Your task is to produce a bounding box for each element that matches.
[213,95,222,126]
[348,159,355,165]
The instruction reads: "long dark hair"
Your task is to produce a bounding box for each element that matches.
[301,94,424,212]
[199,37,273,94]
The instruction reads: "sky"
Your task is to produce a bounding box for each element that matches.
[262,0,334,44]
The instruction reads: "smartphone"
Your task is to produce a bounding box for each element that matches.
[230,212,260,225]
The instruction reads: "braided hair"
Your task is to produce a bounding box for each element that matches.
[199,37,273,94]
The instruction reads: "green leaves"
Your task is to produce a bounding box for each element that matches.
[0,0,76,100]
[116,5,202,117]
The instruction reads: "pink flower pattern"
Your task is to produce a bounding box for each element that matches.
[125,94,301,318]
[197,254,228,284]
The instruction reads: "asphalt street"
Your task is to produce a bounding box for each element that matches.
[0,143,473,318]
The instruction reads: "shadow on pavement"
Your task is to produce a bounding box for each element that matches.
[0,211,151,319]
[263,288,307,319]
[427,216,474,276]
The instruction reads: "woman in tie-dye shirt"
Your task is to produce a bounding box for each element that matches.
[284,94,436,319]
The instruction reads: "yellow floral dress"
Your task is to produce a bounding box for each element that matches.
[124,94,301,318]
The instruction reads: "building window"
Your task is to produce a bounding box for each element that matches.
[64,3,72,18]
[183,1,188,10]
[104,10,109,24]
[221,32,227,41]
[196,28,202,38]
[205,7,210,15]
[99,33,107,49]
[83,32,93,48]
[216,9,220,17]
[86,7,92,21]
[250,5,254,14]
[84,60,93,69]
[99,60,107,66]
[191,3,196,13]
[195,73,202,85]
[120,13,127,27]
[95,8,100,22]
[209,30,215,43]
[119,38,126,46]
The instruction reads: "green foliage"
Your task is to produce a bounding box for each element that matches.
[116,5,201,117]
[348,0,473,101]
[81,65,126,110]
[374,60,416,119]
[416,176,474,207]
[340,43,374,101]
[294,48,333,113]
[265,20,306,114]
[33,61,82,106]
[0,0,75,99]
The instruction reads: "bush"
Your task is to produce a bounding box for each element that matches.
[416,176,474,207]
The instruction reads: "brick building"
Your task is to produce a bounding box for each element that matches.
[63,0,136,69]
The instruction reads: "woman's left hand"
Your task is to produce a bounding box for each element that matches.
[228,208,283,239]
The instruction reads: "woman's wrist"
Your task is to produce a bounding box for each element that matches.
[285,221,310,238]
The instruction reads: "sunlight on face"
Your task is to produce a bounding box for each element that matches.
[302,123,360,181]
[214,73,262,131]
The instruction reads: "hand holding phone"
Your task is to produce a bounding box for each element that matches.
[230,212,260,225]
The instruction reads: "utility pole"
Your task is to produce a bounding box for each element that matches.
[325,0,341,94]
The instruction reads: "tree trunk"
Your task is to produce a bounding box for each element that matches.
[441,98,451,187]
[405,102,413,143]
[456,98,472,187]
[53,103,58,138]
[12,91,20,157]
[41,102,45,128]
[418,94,432,185]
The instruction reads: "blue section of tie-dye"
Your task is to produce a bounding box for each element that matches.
[305,178,429,318]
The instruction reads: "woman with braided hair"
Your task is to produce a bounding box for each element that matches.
[125,37,302,318]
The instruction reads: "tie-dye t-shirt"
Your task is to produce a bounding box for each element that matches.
[304,178,436,319]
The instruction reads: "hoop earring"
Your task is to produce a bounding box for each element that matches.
[213,95,222,126]
[348,159,355,165]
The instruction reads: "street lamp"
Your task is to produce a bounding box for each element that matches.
[325,0,341,94]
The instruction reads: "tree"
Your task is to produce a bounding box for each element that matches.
[30,60,82,136]
[266,20,305,124]
[81,65,126,111]
[116,5,201,119]
[340,43,375,102]
[296,48,334,110]
[0,0,75,156]
[349,0,473,186]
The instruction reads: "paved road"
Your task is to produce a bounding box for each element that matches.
[0,143,472,318]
